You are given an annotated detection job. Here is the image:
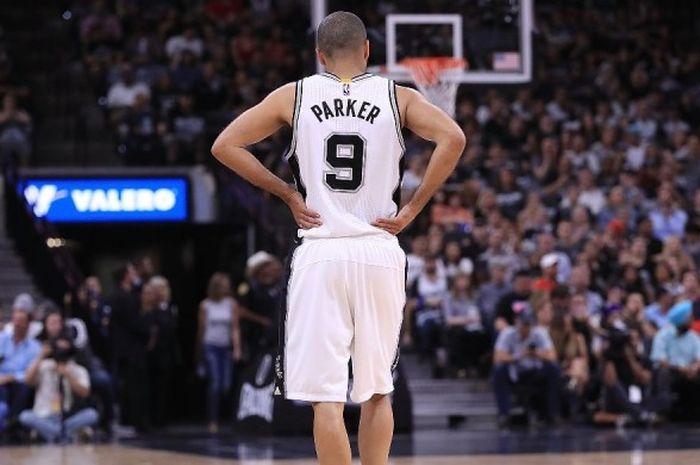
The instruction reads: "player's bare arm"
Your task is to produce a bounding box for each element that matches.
[211,83,322,229]
[372,86,466,235]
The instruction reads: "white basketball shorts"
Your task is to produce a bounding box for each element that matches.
[278,236,406,404]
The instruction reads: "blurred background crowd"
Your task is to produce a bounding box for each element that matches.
[2,0,700,443]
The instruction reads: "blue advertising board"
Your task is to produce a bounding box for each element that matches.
[21,177,189,223]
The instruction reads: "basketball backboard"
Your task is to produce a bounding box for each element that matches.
[311,0,533,85]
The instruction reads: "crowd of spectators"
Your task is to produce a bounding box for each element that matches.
[68,0,308,169]
[0,248,286,443]
[5,0,700,437]
[395,2,700,428]
[0,256,184,442]
[0,26,33,167]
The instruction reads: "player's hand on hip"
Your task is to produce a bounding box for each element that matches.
[372,205,417,235]
[285,191,322,229]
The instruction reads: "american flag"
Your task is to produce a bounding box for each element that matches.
[493,52,521,71]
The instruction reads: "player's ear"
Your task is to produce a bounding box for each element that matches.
[363,40,370,61]
[317,48,328,67]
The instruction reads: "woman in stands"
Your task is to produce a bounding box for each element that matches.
[196,273,242,433]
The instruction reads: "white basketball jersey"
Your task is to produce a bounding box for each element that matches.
[285,72,405,239]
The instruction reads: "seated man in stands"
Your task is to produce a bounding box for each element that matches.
[0,305,40,433]
[652,300,700,420]
[19,334,98,443]
[492,308,560,427]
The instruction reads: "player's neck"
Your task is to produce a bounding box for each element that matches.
[324,61,367,80]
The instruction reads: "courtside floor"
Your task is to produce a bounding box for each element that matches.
[4,446,700,465]
[4,426,700,464]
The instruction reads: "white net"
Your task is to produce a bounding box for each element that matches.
[401,57,465,118]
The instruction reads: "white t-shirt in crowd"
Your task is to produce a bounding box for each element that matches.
[33,359,90,417]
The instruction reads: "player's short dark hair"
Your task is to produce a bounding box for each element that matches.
[316,11,367,58]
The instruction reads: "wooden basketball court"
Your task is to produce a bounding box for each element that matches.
[4,445,700,465]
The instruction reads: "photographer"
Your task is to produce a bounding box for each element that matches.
[652,300,700,420]
[19,335,98,443]
[592,306,655,427]
[37,307,114,437]
[492,308,560,427]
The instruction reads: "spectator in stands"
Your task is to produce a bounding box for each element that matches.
[146,276,181,428]
[165,24,203,63]
[164,94,205,164]
[492,308,560,427]
[0,92,32,166]
[3,293,42,339]
[477,260,511,336]
[79,0,123,50]
[19,334,98,442]
[649,183,688,240]
[568,265,603,319]
[549,309,588,411]
[593,306,656,427]
[66,276,112,366]
[652,300,700,420]
[169,50,202,93]
[575,169,606,216]
[37,307,113,437]
[197,272,242,434]
[494,165,525,221]
[118,92,166,165]
[405,256,448,362]
[439,241,474,281]
[132,255,156,291]
[106,64,151,112]
[236,252,278,355]
[442,273,488,377]
[533,253,559,293]
[494,270,532,331]
[535,232,572,284]
[110,264,150,432]
[644,287,673,330]
[0,305,40,430]
[405,235,428,288]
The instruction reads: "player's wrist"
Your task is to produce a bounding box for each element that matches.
[278,185,297,204]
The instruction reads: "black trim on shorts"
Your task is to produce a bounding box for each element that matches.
[390,256,408,373]
[275,238,302,398]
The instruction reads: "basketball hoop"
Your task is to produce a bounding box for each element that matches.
[400,57,466,118]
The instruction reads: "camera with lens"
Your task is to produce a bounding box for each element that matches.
[603,327,631,361]
[49,337,75,363]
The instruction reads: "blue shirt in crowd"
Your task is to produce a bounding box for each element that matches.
[651,325,700,368]
[645,304,669,329]
[0,331,40,382]
[495,326,554,371]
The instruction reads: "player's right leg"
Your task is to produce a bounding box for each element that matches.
[313,402,352,465]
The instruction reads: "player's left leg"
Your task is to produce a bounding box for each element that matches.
[312,401,351,465]
[348,240,406,465]
[358,394,393,465]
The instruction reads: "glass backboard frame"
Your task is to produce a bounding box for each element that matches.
[312,0,534,85]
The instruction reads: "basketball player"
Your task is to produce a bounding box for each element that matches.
[212,11,465,465]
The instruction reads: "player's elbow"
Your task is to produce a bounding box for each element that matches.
[445,127,466,159]
[210,136,226,161]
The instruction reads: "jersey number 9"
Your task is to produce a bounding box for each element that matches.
[323,133,366,192]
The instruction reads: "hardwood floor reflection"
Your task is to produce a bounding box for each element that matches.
[3,445,699,465]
